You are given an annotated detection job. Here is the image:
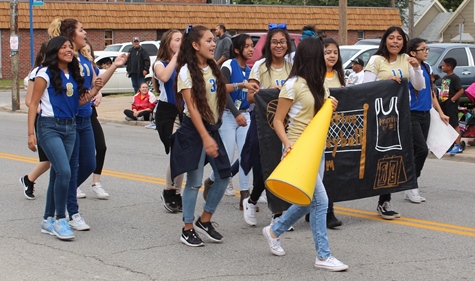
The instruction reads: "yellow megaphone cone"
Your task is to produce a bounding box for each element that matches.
[266,99,333,206]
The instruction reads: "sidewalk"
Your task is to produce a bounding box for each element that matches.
[1,92,475,162]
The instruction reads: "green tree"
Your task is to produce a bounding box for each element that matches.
[439,0,464,11]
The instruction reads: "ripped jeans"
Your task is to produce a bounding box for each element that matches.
[182,149,230,224]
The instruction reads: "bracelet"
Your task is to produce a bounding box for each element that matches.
[233,83,238,92]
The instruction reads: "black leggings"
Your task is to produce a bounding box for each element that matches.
[91,107,107,175]
[124,109,152,121]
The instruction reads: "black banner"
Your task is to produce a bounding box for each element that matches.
[254,80,417,203]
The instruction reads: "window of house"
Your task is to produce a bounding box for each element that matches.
[105,30,113,47]
[357,31,364,41]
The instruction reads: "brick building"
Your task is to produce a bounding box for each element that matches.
[0,1,401,79]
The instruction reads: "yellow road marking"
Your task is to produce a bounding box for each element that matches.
[3,151,475,237]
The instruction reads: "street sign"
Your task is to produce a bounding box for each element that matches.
[32,0,43,6]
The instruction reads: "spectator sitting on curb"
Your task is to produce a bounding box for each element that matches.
[124,82,157,121]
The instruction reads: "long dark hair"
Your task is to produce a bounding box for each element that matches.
[42,36,86,97]
[175,25,227,124]
[323,38,345,86]
[375,26,408,61]
[407,37,430,73]
[262,28,292,73]
[230,34,251,59]
[288,37,326,114]
[33,40,49,69]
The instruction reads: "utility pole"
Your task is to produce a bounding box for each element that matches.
[408,0,414,38]
[339,0,347,45]
[10,0,20,111]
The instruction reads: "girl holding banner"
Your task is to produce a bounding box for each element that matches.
[263,37,348,271]
[405,38,449,203]
[363,26,425,220]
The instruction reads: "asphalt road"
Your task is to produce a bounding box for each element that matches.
[1,108,475,280]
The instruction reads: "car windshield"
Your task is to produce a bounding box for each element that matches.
[340,48,361,64]
[427,47,444,66]
[104,45,122,52]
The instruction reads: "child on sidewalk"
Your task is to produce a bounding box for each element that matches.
[438,58,464,154]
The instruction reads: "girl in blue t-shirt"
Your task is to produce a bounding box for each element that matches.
[48,18,127,232]
[27,36,93,241]
[405,38,449,203]
[153,29,185,213]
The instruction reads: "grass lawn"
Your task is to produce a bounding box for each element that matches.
[0,80,16,90]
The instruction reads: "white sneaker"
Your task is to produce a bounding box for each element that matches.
[262,225,285,256]
[257,190,267,204]
[91,182,109,200]
[270,215,294,231]
[144,122,156,129]
[68,213,91,231]
[404,189,422,204]
[225,182,235,196]
[243,197,257,226]
[76,187,86,199]
[314,256,349,271]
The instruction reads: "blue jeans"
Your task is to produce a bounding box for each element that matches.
[210,111,251,191]
[182,149,230,224]
[67,116,96,218]
[130,73,145,94]
[271,156,331,259]
[37,117,76,220]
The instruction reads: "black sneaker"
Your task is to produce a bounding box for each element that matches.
[160,189,179,213]
[20,175,35,200]
[180,228,204,247]
[174,193,183,212]
[377,201,396,220]
[195,217,223,243]
[326,212,343,229]
[202,178,214,201]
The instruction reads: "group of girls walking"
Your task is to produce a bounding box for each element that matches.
[151,23,348,271]
[26,20,442,272]
[27,18,125,240]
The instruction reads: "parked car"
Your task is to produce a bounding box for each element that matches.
[101,40,161,56]
[245,33,301,67]
[354,38,381,45]
[426,43,475,106]
[95,51,156,94]
[339,45,378,80]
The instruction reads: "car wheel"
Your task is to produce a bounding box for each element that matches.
[145,78,155,93]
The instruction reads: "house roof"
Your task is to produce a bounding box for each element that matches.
[0,2,402,31]
[413,0,447,25]
[439,0,471,34]
[419,12,453,42]
[450,32,475,43]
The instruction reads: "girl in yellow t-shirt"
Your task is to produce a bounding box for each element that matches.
[172,25,230,247]
[245,25,293,227]
[362,26,424,220]
[264,37,348,272]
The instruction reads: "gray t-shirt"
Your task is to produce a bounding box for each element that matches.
[214,34,232,62]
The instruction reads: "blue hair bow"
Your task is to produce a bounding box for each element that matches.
[185,24,193,34]
[300,30,317,40]
[268,23,287,31]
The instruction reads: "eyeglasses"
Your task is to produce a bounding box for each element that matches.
[415,47,430,53]
[271,40,287,46]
